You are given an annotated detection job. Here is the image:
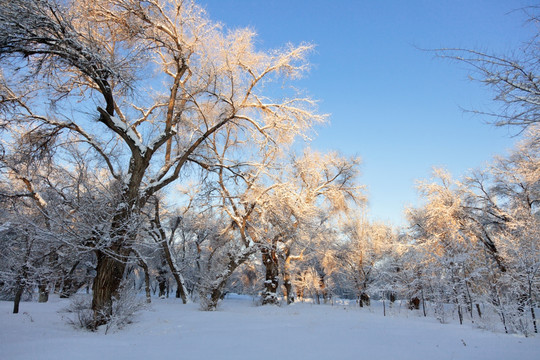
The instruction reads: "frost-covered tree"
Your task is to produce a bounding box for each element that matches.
[483,126,540,334]
[406,128,540,334]
[0,0,322,324]
[338,215,396,307]
[193,140,363,308]
[0,133,112,312]
[428,10,540,333]
[263,150,364,305]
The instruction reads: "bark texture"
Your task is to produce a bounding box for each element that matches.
[91,247,129,326]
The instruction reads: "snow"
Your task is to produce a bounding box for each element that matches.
[147,128,176,152]
[109,116,147,155]
[1,295,538,360]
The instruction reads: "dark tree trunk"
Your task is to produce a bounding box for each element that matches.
[157,273,167,298]
[359,292,370,307]
[295,273,305,300]
[465,282,473,318]
[261,247,279,305]
[531,306,538,334]
[210,286,225,309]
[13,285,24,314]
[38,283,49,303]
[143,269,151,303]
[201,249,253,311]
[91,247,128,326]
[476,303,482,318]
[409,297,420,310]
[13,265,29,314]
[529,281,538,333]
[160,240,188,302]
[421,290,427,317]
[201,272,232,311]
[91,190,143,326]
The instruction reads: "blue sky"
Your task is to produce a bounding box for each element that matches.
[198,0,537,225]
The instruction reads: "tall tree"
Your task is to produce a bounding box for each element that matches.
[0,0,322,325]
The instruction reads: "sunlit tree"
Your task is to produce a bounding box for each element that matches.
[0,0,323,324]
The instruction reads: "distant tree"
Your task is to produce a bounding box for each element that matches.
[483,126,540,334]
[407,169,500,324]
[406,127,540,334]
[194,139,363,309]
[338,215,396,307]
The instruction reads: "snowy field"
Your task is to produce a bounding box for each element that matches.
[1,295,538,360]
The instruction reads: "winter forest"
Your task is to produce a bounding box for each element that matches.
[0,0,539,358]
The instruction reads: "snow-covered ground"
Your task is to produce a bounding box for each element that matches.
[1,294,538,360]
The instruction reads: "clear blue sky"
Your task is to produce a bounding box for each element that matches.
[198,0,537,225]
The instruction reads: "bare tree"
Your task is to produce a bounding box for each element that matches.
[406,139,540,334]
[0,0,322,325]
[145,196,189,303]
[339,215,396,307]
[436,8,540,130]
[192,130,363,309]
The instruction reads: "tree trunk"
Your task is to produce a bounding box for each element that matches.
[319,275,329,304]
[160,240,188,303]
[157,274,167,298]
[476,303,482,318]
[261,247,279,305]
[421,289,427,317]
[200,247,254,310]
[137,258,151,304]
[13,265,29,314]
[281,249,301,305]
[38,283,49,303]
[295,274,304,301]
[359,292,370,307]
[131,250,151,303]
[143,270,151,303]
[465,281,473,318]
[283,274,294,305]
[457,304,463,325]
[91,248,128,326]
[13,285,24,314]
[529,281,537,333]
[210,286,225,309]
[409,297,420,310]
[531,306,538,334]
